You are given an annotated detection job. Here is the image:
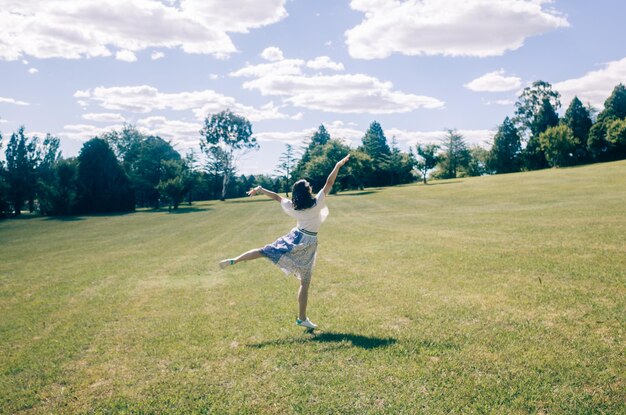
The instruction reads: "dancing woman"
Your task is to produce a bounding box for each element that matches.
[219,154,350,329]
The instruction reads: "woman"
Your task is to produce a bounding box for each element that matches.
[219,154,350,329]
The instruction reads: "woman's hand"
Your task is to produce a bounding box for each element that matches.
[337,154,350,167]
[247,186,262,197]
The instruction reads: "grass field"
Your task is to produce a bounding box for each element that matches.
[1,161,625,414]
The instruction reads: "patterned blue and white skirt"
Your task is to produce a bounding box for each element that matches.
[260,228,318,282]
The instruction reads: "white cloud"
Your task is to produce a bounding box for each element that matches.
[179,0,288,33]
[208,73,219,80]
[486,99,515,106]
[60,123,124,141]
[230,59,305,78]
[554,56,626,109]
[116,50,137,62]
[82,112,126,122]
[260,46,284,62]
[0,0,288,61]
[75,85,297,121]
[27,67,39,74]
[21,59,28,64]
[465,69,522,92]
[151,51,165,60]
[231,53,443,114]
[241,72,444,114]
[135,116,201,151]
[0,118,7,124]
[74,89,91,98]
[346,0,569,59]
[0,96,29,106]
[306,56,344,71]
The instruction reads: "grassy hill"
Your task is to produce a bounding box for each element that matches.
[1,161,625,414]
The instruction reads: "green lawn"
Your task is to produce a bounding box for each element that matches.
[1,161,625,414]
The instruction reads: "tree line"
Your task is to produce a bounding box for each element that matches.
[1,82,625,218]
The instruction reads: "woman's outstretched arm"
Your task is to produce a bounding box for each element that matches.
[247,185,283,202]
[322,154,350,195]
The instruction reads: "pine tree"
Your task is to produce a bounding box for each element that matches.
[487,117,522,174]
[310,124,331,147]
[361,121,391,186]
[588,84,626,161]
[295,125,331,181]
[277,144,298,196]
[438,129,469,179]
[562,97,592,164]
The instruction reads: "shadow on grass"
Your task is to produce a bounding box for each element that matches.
[165,205,211,214]
[226,198,275,204]
[335,190,378,197]
[45,215,84,221]
[313,332,397,349]
[248,331,397,350]
[425,180,464,186]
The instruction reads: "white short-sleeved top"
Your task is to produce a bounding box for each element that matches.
[280,191,329,233]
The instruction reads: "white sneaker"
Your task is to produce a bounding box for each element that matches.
[296,318,317,329]
[219,259,234,269]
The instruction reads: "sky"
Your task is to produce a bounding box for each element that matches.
[1,0,626,175]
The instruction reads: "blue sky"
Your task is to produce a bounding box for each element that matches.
[1,0,625,174]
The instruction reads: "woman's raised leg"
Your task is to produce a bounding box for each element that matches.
[219,248,263,269]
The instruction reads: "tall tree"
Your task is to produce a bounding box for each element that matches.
[514,80,561,137]
[35,134,62,215]
[414,144,440,184]
[487,117,522,174]
[361,121,391,161]
[102,124,144,164]
[388,137,415,185]
[361,121,391,186]
[588,84,626,161]
[4,127,39,215]
[276,144,298,196]
[132,136,180,208]
[104,126,180,208]
[76,138,134,214]
[0,133,8,216]
[562,96,592,164]
[310,124,331,147]
[296,124,331,177]
[200,110,258,201]
[524,97,558,170]
[183,150,200,205]
[438,129,469,179]
[600,83,626,120]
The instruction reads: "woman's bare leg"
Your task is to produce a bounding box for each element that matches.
[233,248,263,264]
[219,248,263,268]
[297,278,310,321]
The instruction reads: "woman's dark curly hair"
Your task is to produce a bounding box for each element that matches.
[292,179,316,210]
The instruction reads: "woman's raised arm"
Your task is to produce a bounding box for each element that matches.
[247,186,283,202]
[321,154,350,195]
